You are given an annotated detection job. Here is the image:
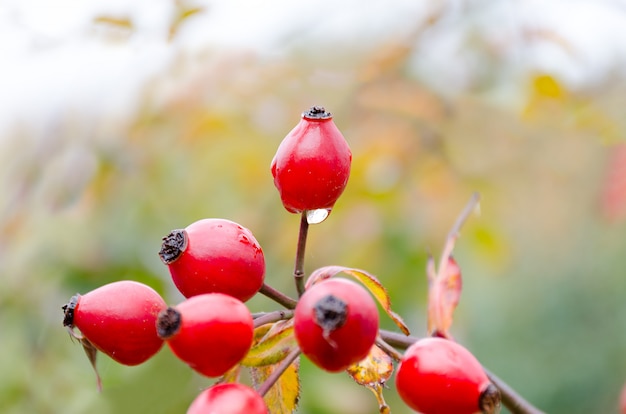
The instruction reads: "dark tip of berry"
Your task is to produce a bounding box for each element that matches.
[314,294,347,337]
[156,307,182,339]
[479,383,502,414]
[303,106,332,120]
[62,294,81,327]
[158,229,188,264]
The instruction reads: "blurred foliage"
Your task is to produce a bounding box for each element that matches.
[1,2,626,414]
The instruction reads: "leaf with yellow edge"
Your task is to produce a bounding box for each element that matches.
[250,357,300,414]
[306,266,410,335]
[242,320,297,367]
[347,345,393,414]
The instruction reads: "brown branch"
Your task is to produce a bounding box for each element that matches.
[259,283,298,309]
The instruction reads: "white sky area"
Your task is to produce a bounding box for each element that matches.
[0,0,625,136]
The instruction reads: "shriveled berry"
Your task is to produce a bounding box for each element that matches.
[159,218,265,302]
[294,278,379,372]
[271,106,352,214]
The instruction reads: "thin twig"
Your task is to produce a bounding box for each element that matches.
[294,212,310,297]
[259,283,298,309]
[375,336,404,362]
[253,309,294,329]
[378,329,545,414]
[437,192,480,280]
[256,347,301,397]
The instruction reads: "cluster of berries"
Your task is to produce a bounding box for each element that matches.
[62,106,499,413]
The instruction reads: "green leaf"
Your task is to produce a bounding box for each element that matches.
[306,266,410,335]
[250,357,300,414]
[242,320,297,367]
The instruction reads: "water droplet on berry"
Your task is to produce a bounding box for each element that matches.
[306,209,330,224]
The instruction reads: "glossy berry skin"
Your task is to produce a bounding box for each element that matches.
[620,383,626,414]
[187,383,268,414]
[396,337,492,414]
[159,218,265,302]
[271,106,352,214]
[157,293,254,377]
[62,280,167,366]
[294,278,379,372]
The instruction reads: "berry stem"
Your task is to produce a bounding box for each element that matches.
[253,309,294,329]
[378,329,545,414]
[294,211,310,297]
[375,336,404,362]
[259,283,298,309]
[256,347,301,397]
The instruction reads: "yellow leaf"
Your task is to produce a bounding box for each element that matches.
[243,320,297,367]
[347,345,393,414]
[250,358,300,414]
[307,266,410,335]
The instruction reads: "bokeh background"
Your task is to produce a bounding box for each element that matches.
[1,1,626,413]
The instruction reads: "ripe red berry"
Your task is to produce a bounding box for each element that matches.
[159,218,265,302]
[620,383,626,414]
[187,383,268,414]
[294,278,379,372]
[62,280,167,366]
[156,293,254,377]
[396,337,501,414]
[271,106,352,214]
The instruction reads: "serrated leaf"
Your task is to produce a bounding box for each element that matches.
[242,320,297,367]
[306,266,410,335]
[427,256,462,337]
[250,357,300,414]
[347,345,393,414]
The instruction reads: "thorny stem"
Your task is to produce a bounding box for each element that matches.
[378,330,545,414]
[294,212,310,297]
[256,347,301,397]
[259,283,297,309]
[253,309,294,329]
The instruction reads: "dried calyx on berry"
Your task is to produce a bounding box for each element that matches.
[158,229,187,264]
[303,106,332,119]
[313,294,347,344]
[156,307,182,339]
[62,294,81,328]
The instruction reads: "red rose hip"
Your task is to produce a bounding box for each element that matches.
[187,383,268,414]
[396,337,501,414]
[294,278,379,372]
[157,293,254,377]
[159,218,265,302]
[62,280,167,366]
[271,106,352,214]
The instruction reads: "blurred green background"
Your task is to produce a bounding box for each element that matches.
[1,1,626,413]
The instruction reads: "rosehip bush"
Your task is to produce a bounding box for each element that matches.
[62,106,547,414]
